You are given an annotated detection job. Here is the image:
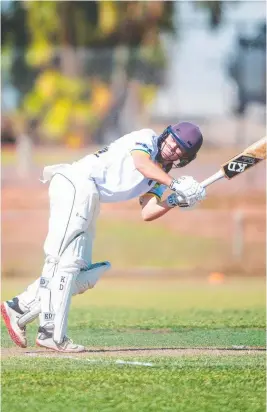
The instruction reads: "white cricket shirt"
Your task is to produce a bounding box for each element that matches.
[74,129,167,203]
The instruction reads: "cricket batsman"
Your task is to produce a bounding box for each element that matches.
[1,122,206,353]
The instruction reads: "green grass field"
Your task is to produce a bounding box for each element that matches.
[3,218,228,278]
[2,355,265,412]
[94,219,227,269]
[1,276,265,412]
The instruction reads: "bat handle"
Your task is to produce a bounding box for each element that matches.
[200,170,224,188]
[176,170,224,206]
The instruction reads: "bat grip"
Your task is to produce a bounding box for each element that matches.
[200,170,224,188]
[177,170,224,206]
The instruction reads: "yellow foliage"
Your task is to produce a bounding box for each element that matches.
[35,70,60,100]
[25,40,53,67]
[23,91,45,116]
[99,2,118,34]
[42,98,72,139]
[57,76,83,98]
[72,102,94,123]
[91,82,111,115]
[66,133,83,149]
[11,1,167,144]
[140,85,157,106]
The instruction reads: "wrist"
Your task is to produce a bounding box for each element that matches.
[169,178,177,191]
[166,193,179,208]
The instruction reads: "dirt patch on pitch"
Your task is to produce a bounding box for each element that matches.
[1,346,264,359]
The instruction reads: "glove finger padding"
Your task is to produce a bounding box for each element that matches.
[169,176,196,193]
[169,176,206,209]
[180,186,206,208]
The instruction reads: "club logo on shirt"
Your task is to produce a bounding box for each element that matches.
[135,142,152,155]
[94,146,109,158]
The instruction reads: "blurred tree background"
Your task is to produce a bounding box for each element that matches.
[1,1,175,146]
[1,0,226,146]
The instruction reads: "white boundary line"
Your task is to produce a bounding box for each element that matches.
[25,353,155,367]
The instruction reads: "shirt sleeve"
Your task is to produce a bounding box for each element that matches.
[144,182,167,201]
[130,129,155,157]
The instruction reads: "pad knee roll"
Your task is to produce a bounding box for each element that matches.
[73,261,111,295]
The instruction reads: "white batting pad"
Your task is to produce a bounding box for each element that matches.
[17,261,111,328]
[73,261,111,295]
[51,271,77,343]
[16,278,40,313]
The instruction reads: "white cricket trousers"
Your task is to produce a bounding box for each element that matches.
[39,170,100,342]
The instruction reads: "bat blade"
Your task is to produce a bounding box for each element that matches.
[221,136,266,180]
[178,137,266,205]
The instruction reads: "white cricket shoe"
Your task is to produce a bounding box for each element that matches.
[1,300,27,348]
[36,327,85,353]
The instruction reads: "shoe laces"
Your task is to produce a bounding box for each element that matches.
[62,336,74,347]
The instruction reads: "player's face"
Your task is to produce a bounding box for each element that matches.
[160,134,185,162]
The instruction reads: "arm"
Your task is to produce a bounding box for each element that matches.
[131,151,173,187]
[132,150,206,211]
[140,177,207,221]
[140,194,174,222]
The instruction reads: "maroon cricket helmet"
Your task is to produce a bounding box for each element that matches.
[158,121,203,168]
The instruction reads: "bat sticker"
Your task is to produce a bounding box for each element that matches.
[223,155,261,179]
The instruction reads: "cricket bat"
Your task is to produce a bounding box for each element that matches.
[200,136,267,188]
